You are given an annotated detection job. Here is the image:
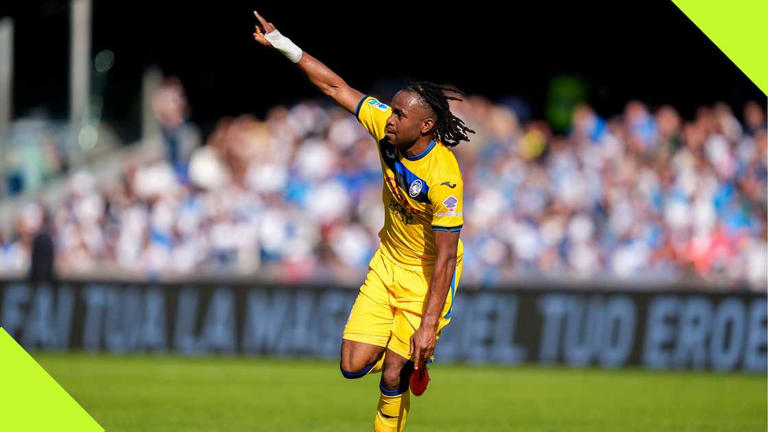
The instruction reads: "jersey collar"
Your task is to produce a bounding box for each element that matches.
[403,140,436,161]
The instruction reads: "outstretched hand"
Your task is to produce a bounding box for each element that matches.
[250,10,363,114]
[253,11,276,47]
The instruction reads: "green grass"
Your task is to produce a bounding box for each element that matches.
[33,353,765,432]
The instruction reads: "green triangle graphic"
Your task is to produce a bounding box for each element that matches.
[0,328,104,432]
[672,0,768,96]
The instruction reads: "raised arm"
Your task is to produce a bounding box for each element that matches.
[253,11,364,114]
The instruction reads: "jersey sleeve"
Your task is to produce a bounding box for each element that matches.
[355,95,391,141]
[428,177,464,231]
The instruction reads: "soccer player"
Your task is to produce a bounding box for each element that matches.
[253,12,473,431]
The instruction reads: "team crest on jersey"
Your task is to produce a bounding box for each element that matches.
[409,179,423,198]
[443,195,458,212]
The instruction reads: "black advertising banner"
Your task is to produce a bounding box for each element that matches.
[0,280,765,372]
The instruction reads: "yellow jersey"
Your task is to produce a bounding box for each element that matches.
[355,95,465,268]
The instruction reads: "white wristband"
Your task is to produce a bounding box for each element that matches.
[264,29,303,63]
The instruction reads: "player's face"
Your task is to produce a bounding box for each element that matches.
[385,91,434,148]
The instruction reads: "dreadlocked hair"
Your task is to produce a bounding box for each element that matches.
[405,81,475,147]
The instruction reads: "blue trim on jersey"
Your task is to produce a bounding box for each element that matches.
[380,382,408,396]
[340,362,374,379]
[378,139,430,203]
[444,267,457,318]
[354,95,369,118]
[432,226,462,232]
[404,140,436,161]
[393,160,430,203]
[379,139,397,170]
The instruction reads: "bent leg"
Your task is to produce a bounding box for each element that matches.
[341,253,395,378]
[340,339,386,378]
[380,348,412,392]
[340,287,392,378]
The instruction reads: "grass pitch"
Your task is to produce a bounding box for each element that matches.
[34,353,765,432]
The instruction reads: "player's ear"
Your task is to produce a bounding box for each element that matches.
[420,117,435,135]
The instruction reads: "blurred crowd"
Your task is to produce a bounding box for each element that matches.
[1,79,766,290]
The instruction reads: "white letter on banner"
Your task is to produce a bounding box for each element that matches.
[242,289,289,355]
[465,294,495,363]
[600,296,636,368]
[564,296,603,367]
[490,295,526,364]
[141,287,167,352]
[174,287,200,355]
[744,298,767,372]
[316,291,353,358]
[1,283,30,339]
[643,296,678,369]
[710,298,745,371]
[539,295,567,363]
[104,287,142,353]
[22,285,54,349]
[199,287,236,354]
[672,296,712,370]
[82,285,108,351]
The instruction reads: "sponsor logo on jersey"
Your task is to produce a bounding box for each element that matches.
[443,195,458,212]
[440,181,457,189]
[388,197,414,224]
[368,99,389,112]
[409,179,423,198]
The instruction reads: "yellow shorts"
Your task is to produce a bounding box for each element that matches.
[342,248,463,361]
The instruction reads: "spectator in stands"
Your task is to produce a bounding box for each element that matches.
[151,77,201,171]
[28,205,57,283]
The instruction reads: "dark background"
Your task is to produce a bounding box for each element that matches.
[1,0,765,142]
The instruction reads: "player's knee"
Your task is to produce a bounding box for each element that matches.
[339,359,373,379]
[380,367,401,389]
[339,355,364,374]
[380,364,412,395]
[380,360,414,391]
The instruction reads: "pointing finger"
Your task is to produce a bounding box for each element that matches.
[253,11,269,28]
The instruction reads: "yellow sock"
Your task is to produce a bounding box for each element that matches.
[374,390,410,432]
